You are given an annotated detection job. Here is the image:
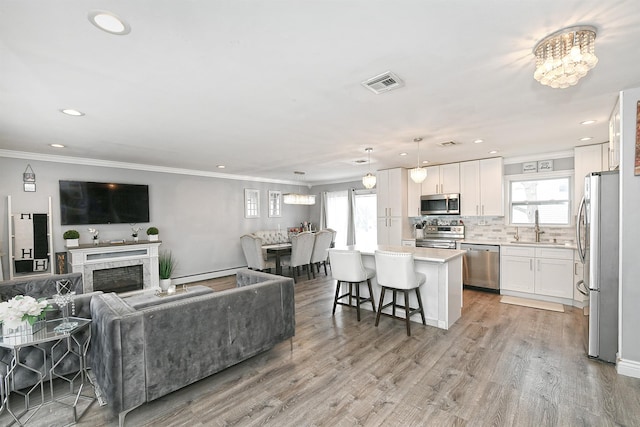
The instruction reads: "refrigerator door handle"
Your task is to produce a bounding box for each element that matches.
[576,279,589,296]
[576,196,586,264]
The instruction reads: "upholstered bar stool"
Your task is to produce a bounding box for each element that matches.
[328,249,376,321]
[374,250,426,336]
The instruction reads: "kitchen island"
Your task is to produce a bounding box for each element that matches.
[339,245,465,330]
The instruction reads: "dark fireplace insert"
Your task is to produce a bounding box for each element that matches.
[93,265,144,293]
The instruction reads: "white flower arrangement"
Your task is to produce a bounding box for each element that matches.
[0,295,50,329]
[88,228,100,240]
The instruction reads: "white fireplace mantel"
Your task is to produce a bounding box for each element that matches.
[67,241,161,293]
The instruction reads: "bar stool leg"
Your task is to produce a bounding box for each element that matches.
[375,287,386,327]
[332,280,341,315]
[355,281,361,322]
[392,290,397,317]
[404,290,411,336]
[415,287,426,325]
[367,279,376,312]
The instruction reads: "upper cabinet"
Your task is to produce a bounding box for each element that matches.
[574,144,606,214]
[377,168,407,245]
[377,168,407,218]
[422,163,460,195]
[407,169,422,217]
[459,158,504,217]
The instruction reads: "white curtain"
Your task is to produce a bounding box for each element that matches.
[319,192,328,230]
[326,191,347,247]
[346,188,356,245]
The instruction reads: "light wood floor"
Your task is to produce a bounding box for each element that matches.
[19,272,640,426]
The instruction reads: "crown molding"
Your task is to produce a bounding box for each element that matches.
[0,149,304,185]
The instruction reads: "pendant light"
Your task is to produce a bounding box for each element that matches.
[410,137,427,184]
[362,148,377,189]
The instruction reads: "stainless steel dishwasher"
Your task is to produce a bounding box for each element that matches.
[460,243,500,292]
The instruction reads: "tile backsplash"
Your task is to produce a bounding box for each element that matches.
[463,217,575,244]
[413,216,576,244]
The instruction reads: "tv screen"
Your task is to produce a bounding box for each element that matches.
[59,181,150,225]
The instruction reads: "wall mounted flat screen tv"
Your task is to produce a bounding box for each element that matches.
[59,180,150,225]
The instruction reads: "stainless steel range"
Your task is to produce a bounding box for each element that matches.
[416,225,464,249]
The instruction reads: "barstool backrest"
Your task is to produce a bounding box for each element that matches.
[328,249,368,282]
[374,250,420,290]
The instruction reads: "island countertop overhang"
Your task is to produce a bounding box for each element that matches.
[338,244,465,263]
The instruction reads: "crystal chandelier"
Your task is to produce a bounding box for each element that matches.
[410,138,427,184]
[362,147,377,189]
[533,25,598,89]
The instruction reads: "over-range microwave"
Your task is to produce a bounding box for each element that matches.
[420,193,460,215]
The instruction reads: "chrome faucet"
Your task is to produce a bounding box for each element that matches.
[534,209,545,242]
[513,227,520,242]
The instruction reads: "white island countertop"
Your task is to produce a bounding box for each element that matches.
[339,245,465,263]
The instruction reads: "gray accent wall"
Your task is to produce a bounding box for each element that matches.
[619,87,640,372]
[0,157,312,281]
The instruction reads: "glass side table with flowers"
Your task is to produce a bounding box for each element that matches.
[0,291,95,425]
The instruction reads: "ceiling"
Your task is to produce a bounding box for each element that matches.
[2,1,639,185]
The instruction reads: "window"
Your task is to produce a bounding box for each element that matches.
[509,176,571,225]
[354,193,377,247]
[268,191,281,217]
[325,190,377,246]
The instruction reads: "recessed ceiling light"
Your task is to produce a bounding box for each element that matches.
[60,109,84,116]
[473,139,484,144]
[88,10,131,35]
[422,160,429,164]
[50,143,65,148]
[580,137,593,141]
[399,152,408,156]
[489,150,498,154]
[580,120,597,125]
[217,165,225,169]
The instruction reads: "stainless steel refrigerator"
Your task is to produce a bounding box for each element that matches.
[576,170,619,363]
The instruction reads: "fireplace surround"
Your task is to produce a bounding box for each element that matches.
[67,242,161,293]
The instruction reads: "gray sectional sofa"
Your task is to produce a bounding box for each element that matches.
[89,269,296,426]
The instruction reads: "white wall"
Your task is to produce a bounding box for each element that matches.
[618,87,640,377]
[0,156,312,282]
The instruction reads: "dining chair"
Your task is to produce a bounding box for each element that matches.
[328,249,376,322]
[374,250,426,336]
[309,230,333,277]
[325,228,337,248]
[281,231,315,282]
[240,234,275,272]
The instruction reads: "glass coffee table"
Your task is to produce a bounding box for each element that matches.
[0,317,95,426]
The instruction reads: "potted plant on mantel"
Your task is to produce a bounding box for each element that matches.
[158,250,177,293]
[146,227,159,241]
[63,230,80,248]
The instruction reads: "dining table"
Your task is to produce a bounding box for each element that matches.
[263,243,292,276]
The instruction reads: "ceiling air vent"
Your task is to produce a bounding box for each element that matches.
[439,141,457,147]
[361,71,404,94]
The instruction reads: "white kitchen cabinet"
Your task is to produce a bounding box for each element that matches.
[500,245,573,299]
[574,144,604,214]
[407,169,422,217]
[377,168,407,245]
[422,163,460,195]
[377,216,403,246]
[460,157,503,217]
[601,142,610,171]
[609,97,620,170]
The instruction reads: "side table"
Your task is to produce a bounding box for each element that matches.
[0,317,95,426]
